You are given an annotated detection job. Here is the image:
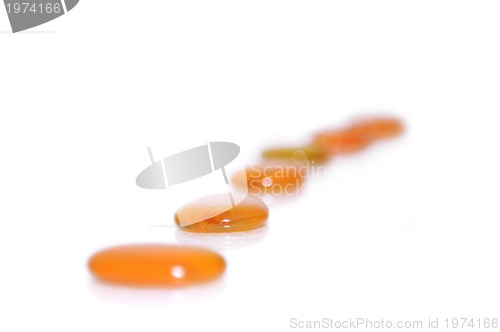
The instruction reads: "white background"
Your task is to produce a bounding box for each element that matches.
[1,1,500,331]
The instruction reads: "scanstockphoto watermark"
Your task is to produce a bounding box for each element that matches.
[290,318,423,329]
[289,317,499,329]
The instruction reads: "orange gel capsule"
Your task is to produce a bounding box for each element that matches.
[351,117,403,140]
[313,129,370,155]
[174,194,268,233]
[88,244,226,287]
[232,162,306,195]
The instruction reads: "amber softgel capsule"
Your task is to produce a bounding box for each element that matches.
[312,117,403,155]
[88,244,226,287]
[174,194,269,233]
[313,128,370,155]
[232,161,306,195]
[350,117,404,140]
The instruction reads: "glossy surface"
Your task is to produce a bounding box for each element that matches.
[232,162,305,195]
[262,146,327,164]
[88,244,226,287]
[175,194,268,233]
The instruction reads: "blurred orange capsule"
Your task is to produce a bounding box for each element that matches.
[88,244,226,287]
[350,117,404,140]
[313,129,370,155]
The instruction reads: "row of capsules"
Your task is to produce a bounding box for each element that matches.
[233,116,403,197]
[88,116,403,288]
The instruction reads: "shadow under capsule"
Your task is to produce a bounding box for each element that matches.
[87,274,227,303]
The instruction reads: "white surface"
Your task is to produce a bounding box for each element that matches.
[1,1,500,331]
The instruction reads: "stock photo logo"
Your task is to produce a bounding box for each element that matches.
[3,0,78,33]
[136,142,248,228]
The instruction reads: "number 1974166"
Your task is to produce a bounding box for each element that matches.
[6,2,62,14]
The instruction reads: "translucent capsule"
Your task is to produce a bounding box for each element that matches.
[174,194,268,233]
[88,244,225,287]
[232,162,306,195]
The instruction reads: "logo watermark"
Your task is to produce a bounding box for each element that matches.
[136,142,247,227]
[3,0,79,33]
[289,317,499,329]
